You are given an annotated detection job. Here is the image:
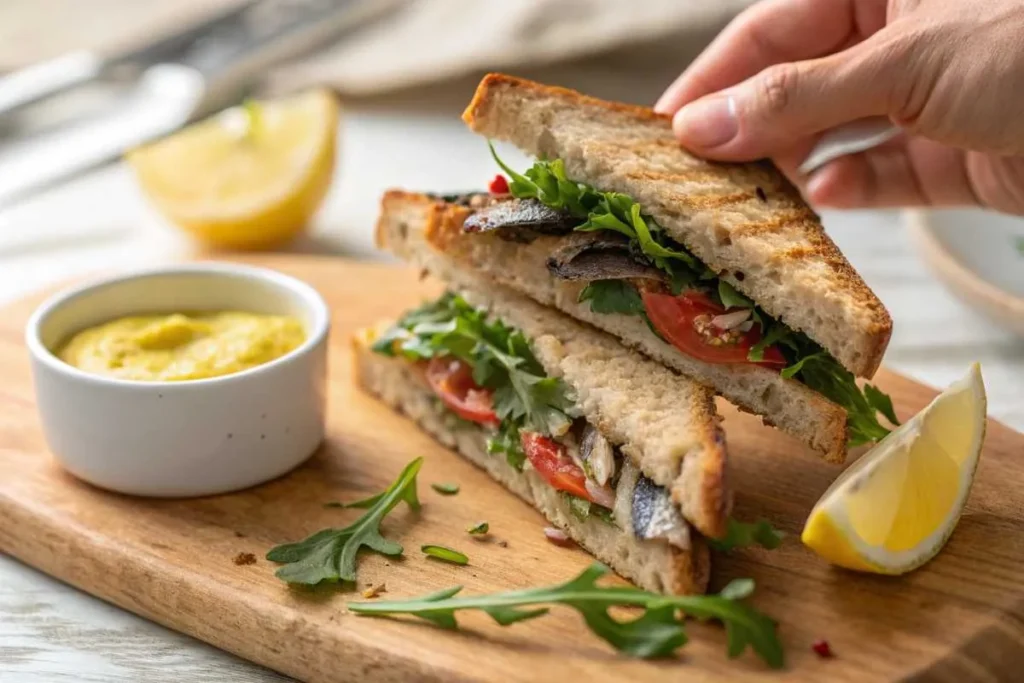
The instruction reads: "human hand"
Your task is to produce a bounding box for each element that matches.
[654,0,1024,215]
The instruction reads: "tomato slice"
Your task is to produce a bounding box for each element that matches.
[641,290,787,368]
[520,431,592,500]
[425,357,500,426]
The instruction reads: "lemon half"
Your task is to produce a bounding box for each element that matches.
[802,363,986,574]
[127,89,339,250]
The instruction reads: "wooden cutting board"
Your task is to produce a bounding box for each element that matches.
[2,254,1023,683]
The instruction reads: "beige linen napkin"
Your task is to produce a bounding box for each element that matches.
[1,0,752,96]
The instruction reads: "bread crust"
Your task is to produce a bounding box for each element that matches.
[353,331,710,595]
[462,73,892,379]
[376,191,732,537]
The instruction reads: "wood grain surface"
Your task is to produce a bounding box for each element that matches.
[1,254,1023,683]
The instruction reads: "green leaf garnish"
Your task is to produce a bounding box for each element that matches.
[374,293,578,461]
[431,482,460,496]
[422,544,469,565]
[350,562,783,667]
[266,458,422,585]
[578,279,645,315]
[323,491,387,509]
[708,518,785,552]
[467,521,490,535]
[490,144,901,447]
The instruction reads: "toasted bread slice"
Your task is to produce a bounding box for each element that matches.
[462,73,891,379]
[376,192,731,538]
[354,330,710,595]
[378,191,848,462]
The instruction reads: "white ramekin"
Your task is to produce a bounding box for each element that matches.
[24,263,330,497]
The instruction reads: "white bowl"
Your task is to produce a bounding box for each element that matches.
[25,263,330,497]
[907,209,1024,338]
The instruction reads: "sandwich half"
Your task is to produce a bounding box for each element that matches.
[353,195,735,594]
[388,73,898,462]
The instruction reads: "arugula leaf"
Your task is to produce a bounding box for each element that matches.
[708,518,785,552]
[865,384,901,426]
[786,351,898,446]
[323,492,386,510]
[717,280,755,309]
[266,458,422,585]
[379,293,577,443]
[578,280,645,315]
[422,545,469,565]
[350,562,783,667]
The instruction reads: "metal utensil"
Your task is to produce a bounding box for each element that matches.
[799,117,900,175]
[0,0,398,207]
[0,3,254,120]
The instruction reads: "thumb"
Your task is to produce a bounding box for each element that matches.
[672,38,901,161]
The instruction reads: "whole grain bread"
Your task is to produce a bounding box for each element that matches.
[353,330,710,595]
[462,73,891,379]
[376,192,731,538]
[380,190,848,463]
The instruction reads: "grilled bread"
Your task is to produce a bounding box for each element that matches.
[375,191,731,539]
[462,73,891,379]
[379,190,849,462]
[353,333,711,595]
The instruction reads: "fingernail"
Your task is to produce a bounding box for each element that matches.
[672,96,737,148]
[805,170,829,200]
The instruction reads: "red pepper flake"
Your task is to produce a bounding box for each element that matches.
[488,174,510,194]
[811,639,833,658]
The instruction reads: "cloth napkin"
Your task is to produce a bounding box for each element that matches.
[1,0,753,96]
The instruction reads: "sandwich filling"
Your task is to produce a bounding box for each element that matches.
[372,292,691,548]
[448,147,899,447]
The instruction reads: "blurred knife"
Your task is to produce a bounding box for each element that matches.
[0,0,399,207]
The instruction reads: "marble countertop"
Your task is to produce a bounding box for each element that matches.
[2,70,1022,682]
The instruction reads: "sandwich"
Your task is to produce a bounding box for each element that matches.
[381,73,898,463]
[353,193,733,594]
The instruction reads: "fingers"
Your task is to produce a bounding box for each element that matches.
[802,137,982,208]
[654,0,879,115]
[671,36,899,161]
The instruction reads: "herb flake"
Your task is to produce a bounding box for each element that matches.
[422,544,469,565]
[431,482,460,496]
[467,521,490,535]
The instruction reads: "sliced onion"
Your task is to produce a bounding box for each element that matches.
[711,308,752,330]
[738,320,754,333]
[543,527,575,547]
[585,479,617,509]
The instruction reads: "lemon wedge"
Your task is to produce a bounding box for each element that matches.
[802,363,986,574]
[127,89,339,250]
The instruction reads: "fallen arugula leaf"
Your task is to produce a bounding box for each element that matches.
[323,491,387,510]
[266,458,423,585]
[350,562,783,667]
[709,518,785,552]
[467,521,489,535]
[431,482,460,496]
[422,544,469,565]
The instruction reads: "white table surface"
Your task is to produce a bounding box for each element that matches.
[2,69,1022,682]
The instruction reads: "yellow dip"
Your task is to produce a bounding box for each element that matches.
[58,312,305,381]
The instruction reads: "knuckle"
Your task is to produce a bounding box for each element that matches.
[755,64,799,117]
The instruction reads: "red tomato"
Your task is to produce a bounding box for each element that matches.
[520,431,591,500]
[641,290,786,368]
[488,174,510,194]
[425,357,500,426]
